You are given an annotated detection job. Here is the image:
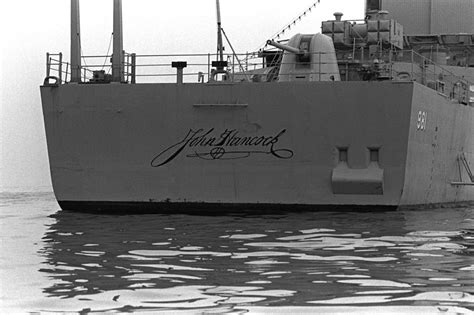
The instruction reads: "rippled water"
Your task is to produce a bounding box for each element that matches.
[1,191,473,314]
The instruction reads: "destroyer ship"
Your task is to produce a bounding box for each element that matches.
[41,0,474,212]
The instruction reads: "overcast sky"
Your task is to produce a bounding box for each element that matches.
[0,0,364,191]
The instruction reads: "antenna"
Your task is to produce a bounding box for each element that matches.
[112,0,124,83]
[70,0,81,83]
[216,0,224,63]
[263,0,321,48]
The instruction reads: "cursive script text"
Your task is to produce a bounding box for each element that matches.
[151,128,294,167]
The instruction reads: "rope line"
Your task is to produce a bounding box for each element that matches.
[101,33,114,71]
[259,0,321,50]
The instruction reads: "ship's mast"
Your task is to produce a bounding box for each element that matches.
[216,0,224,63]
[70,0,81,83]
[112,0,124,83]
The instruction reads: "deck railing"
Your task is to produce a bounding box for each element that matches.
[44,50,472,105]
[45,53,67,84]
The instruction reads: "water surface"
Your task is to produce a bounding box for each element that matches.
[1,191,473,313]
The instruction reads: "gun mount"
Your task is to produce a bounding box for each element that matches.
[266,40,304,56]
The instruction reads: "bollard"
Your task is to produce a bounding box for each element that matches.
[172,61,187,84]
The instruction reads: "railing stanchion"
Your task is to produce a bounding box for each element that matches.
[58,53,63,84]
[124,53,128,82]
[389,48,393,79]
[207,53,211,81]
[46,53,51,78]
[246,52,248,71]
[319,52,322,81]
[131,53,136,84]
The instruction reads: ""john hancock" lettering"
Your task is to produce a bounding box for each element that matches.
[151,128,294,167]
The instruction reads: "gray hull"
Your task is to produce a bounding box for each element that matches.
[40,81,474,211]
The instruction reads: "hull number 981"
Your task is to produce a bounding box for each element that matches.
[417,111,427,131]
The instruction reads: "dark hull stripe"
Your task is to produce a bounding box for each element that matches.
[58,200,399,215]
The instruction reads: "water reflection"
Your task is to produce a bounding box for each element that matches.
[39,207,474,312]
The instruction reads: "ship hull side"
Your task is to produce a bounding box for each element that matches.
[41,81,434,212]
[400,83,474,206]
